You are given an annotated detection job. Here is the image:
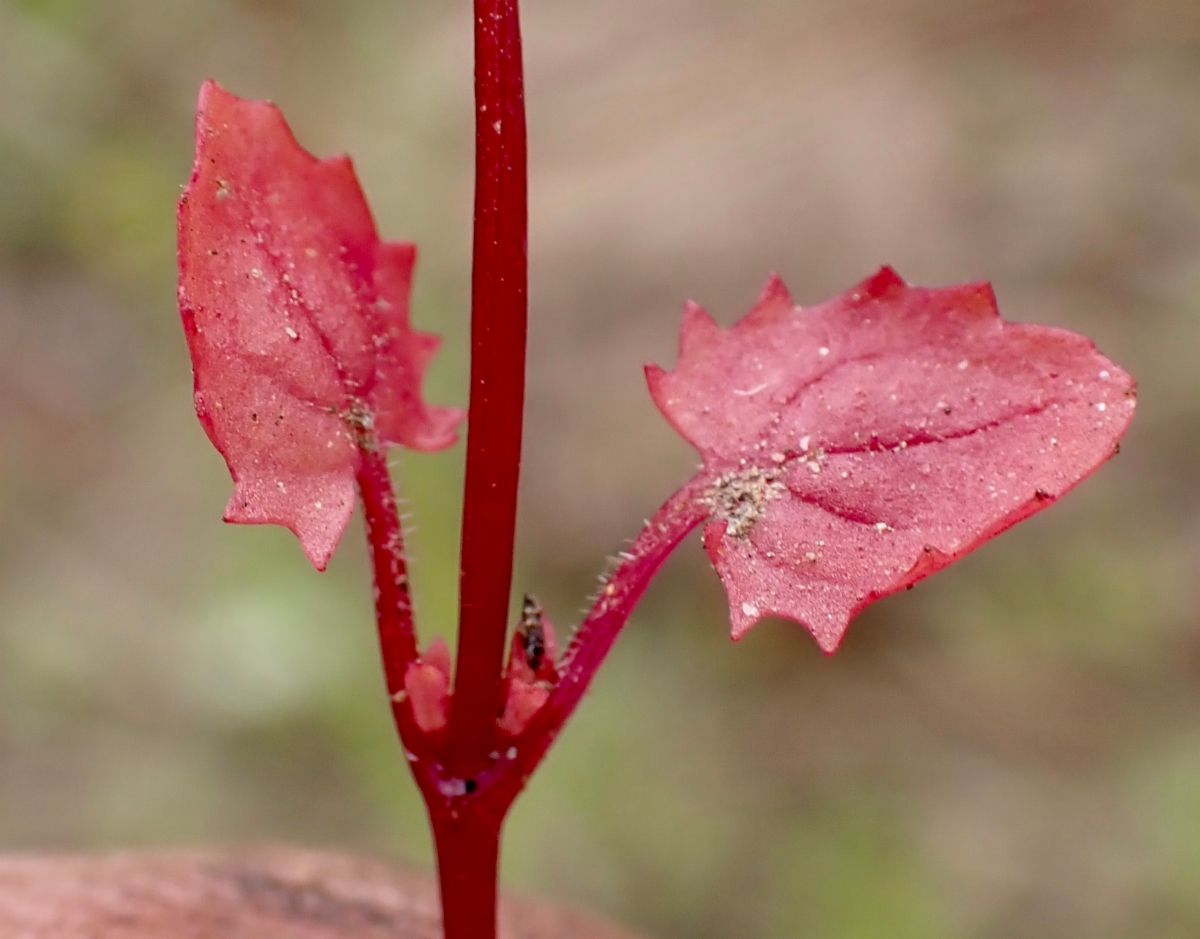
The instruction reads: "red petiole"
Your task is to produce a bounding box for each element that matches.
[356,446,418,690]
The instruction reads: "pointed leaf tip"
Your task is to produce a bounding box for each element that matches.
[758,272,793,306]
[856,265,906,301]
[654,269,1135,650]
[679,299,722,357]
[178,82,463,568]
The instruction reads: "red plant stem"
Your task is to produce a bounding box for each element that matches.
[429,803,503,939]
[449,0,529,775]
[357,446,419,695]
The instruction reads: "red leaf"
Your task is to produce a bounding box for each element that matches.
[648,267,1135,652]
[177,81,464,569]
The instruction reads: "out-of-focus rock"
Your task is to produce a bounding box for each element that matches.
[0,848,645,939]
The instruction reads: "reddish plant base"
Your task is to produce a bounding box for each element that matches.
[0,849,643,939]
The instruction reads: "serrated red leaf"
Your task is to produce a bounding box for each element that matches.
[178,81,464,569]
[648,267,1135,652]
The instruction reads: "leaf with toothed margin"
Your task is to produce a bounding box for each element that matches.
[177,80,464,569]
[647,267,1136,652]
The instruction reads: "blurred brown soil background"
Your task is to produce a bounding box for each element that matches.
[0,0,1198,937]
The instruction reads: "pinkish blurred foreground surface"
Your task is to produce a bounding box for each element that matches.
[0,849,641,938]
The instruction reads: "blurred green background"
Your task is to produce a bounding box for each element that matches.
[0,0,1197,936]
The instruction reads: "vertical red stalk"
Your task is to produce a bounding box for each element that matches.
[430,804,503,939]
[424,1,526,933]
[449,0,528,774]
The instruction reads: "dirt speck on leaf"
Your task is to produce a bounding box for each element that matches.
[707,465,784,537]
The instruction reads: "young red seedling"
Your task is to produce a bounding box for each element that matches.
[176,1,1136,936]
